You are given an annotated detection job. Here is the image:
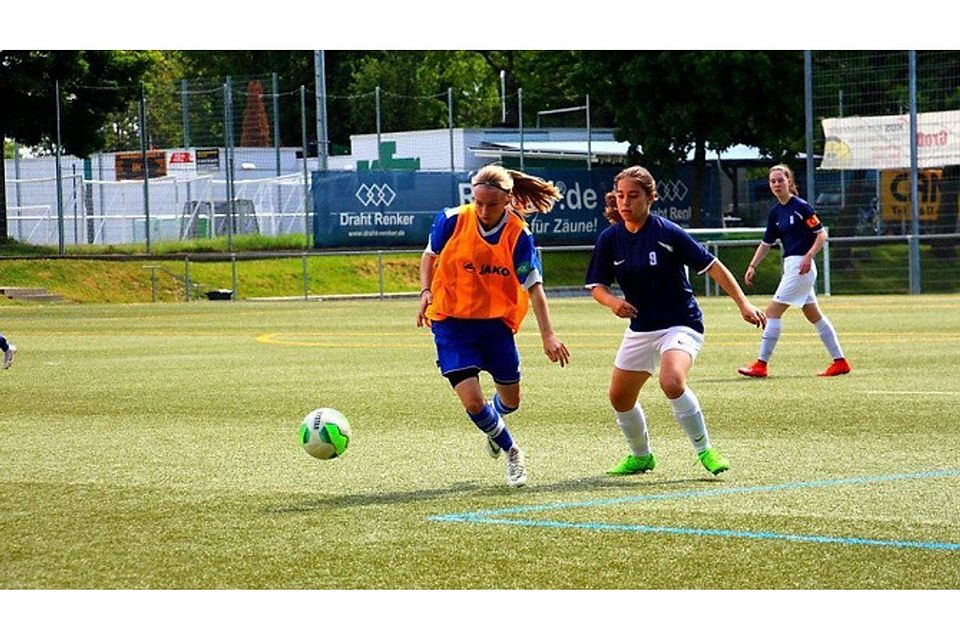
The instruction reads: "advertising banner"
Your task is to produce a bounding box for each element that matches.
[115,150,166,180]
[820,110,960,170]
[312,169,620,249]
[311,167,723,249]
[880,168,943,223]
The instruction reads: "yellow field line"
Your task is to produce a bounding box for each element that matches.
[257,332,960,348]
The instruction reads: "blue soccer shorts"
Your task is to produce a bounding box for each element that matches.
[430,317,521,386]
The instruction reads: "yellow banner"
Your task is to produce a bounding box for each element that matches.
[880,169,942,224]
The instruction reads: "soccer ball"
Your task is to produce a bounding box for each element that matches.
[299,408,351,460]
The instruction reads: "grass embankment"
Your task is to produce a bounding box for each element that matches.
[0,235,957,303]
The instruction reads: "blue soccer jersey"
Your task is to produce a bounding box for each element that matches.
[426,206,543,290]
[585,215,716,333]
[761,195,825,257]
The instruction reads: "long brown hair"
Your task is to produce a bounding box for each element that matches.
[471,165,561,218]
[769,163,799,196]
[603,165,658,224]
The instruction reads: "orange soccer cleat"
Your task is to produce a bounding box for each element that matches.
[737,360,768,378]
[818,358,851,377]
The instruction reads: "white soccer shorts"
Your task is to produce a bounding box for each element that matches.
[614,325,704,373]
[773,255,818,307]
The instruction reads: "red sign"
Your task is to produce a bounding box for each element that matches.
[169,151,194,164]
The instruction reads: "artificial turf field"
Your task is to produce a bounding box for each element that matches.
[1,294,958,590]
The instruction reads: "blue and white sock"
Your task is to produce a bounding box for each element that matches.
[814,317,844,360]
[493,392,517,416]
[669,388,711,453]
[758,318,782,363]
[468,403,514,452]
[0,334,7,352]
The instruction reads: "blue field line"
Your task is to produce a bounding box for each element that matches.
[427,469,960,551]
[439,516,960,551]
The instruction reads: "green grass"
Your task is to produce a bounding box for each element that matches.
[1,294,959,589]
[2,233,957,304]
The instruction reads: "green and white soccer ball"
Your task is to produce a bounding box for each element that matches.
[299,408,351,460]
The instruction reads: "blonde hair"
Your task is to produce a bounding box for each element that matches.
[471,164,561,217]
[769,163,799,196]
[603,165,658,224]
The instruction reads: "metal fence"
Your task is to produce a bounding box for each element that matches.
[4,233,955,303]
[4,51,960,294]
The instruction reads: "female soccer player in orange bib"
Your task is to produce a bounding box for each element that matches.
[416,165,569,487]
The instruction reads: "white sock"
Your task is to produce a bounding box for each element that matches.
[814,317,844,360]
[758,317,782,363]
[669,388,711,453]
[615,404,651,457]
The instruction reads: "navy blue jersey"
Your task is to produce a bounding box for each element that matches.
[585,215,716,333]
[762,196,825,257]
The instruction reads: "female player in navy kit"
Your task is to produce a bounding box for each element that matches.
[0,333,15,370]
[586,166,766,476]
[737,163,851,378]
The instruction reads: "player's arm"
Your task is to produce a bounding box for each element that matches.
[416,250,435,327]
[744,243,772,286]
[589,284,637,318]
[528,282,569,367]
[799,227,827,275]
[746,212,779,285]
[707,260,766,329]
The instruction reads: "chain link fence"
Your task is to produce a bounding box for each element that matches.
[3,51,960,294]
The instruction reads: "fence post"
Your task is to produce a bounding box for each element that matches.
[273,72,282,232]
[140,82,152,254]
[822,235,831,296]
[518,87,525,172]
[184,256,192,301]
[704,243,712,296]
[375,86,382,159]
[586,93,592,171]
[224,77,235,253]
[908,50,921,294]
[302,252,309,301]
[231,253,238,301]
[378,251,385,300]
[300,85,310,250]
[448,87,455,172]
[55,80,65,255]
[14,140,23,240]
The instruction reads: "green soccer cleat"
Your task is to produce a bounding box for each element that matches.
[698,448,730,475]
[606,453,657,476]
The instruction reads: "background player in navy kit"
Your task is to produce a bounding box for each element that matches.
[0,333,16,370]
[586,166,766,476]
[737,164,851,378]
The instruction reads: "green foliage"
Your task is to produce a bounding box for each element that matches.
[574,51,805,224]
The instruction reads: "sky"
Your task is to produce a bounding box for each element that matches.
[3,2,947,50]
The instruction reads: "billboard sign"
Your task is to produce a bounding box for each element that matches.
[311,168,722,249]
[312,169,621,249]
[820,110,960,170]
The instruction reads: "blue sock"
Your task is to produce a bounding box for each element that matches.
[467,404,514,452]
[493,392,517,415]
[0,335,7,352]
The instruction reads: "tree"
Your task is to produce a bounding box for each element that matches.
[240,80,271,147]
[0,50,152,241]
[576,51,805,225]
